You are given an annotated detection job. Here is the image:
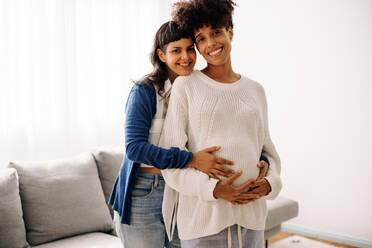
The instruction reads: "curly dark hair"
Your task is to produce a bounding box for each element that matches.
[172,0,236,34]
[139,21,192,96]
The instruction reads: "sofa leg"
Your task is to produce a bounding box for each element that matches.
[265,239,268,248]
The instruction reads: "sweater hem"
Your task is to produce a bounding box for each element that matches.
[178,222,265,240]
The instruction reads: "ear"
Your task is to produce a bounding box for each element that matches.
[157,48,166,63]
[228,27,234,41]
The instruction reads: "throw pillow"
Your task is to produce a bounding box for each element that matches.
[92,146,124,217]
[8,153,113,246]
[0,168,29,248]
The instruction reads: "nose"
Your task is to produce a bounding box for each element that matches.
[207,37,217,48]
[181,50,190,60]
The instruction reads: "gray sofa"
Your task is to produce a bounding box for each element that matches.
[0,146,298,248]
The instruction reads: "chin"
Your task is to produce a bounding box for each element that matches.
[177,69,192,76]
[207,59,225,66]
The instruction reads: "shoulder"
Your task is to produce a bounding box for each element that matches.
[126,80,157,112]
[131,80,156,96]
[241,75,264,90]
[239,76,268,109]
[172,70,202,93]
[173,71,196,86]
[127,80,156,103]
[241,76,266,96]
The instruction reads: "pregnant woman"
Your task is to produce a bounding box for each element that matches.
[159,1,282,247]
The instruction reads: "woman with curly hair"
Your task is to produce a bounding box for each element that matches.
[109,20,270,248]
[159,1,282,247]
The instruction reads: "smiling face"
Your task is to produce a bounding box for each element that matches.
[194,25,233,67]
[157,38,196,82]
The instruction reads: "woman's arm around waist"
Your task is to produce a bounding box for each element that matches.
[124,83,192,169]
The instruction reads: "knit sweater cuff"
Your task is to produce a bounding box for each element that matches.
[263,174,282,200]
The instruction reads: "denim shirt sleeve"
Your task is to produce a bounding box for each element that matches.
[124,83,193,169]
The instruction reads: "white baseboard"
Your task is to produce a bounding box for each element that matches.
[282,223,372,248]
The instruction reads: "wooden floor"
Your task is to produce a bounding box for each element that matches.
[268,232,358,248]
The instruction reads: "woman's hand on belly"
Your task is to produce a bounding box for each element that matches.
[228,164,271,205]
[256,160,269,181]
[212,171,260,204]
[189,146,235,179]
[240,178,272,203]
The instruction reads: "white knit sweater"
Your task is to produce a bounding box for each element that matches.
[160,70,282,240]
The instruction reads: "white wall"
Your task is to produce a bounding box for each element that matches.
[232,0,372,241]
[0,0,173,168]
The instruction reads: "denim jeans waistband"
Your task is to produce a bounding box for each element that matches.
[137,170,164,181]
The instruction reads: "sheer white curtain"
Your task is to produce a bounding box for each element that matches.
[0,0,173,166]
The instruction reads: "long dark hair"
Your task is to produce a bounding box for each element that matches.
[139,21,192,96]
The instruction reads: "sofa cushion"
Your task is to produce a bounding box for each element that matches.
[0,168,30,248]
[264,225,281,240]
[265,196,299,230]
[8,153,113,246]
[32,232,122,248]
[92,146,124,217]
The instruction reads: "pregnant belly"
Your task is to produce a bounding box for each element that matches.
[199,141,261,187]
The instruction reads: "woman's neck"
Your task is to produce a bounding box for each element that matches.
[201,61,240,83]
[168,70,178,84]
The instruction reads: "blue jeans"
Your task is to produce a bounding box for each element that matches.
[180,225,264,248]
[113,171,180,248]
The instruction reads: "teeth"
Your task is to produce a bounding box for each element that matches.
[209,48,222,56]
[179,63,190,66]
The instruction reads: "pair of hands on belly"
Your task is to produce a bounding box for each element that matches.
[212,163,271,205]
[190,145,271,205]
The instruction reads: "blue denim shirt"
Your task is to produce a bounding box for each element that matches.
[108,82,193,224]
